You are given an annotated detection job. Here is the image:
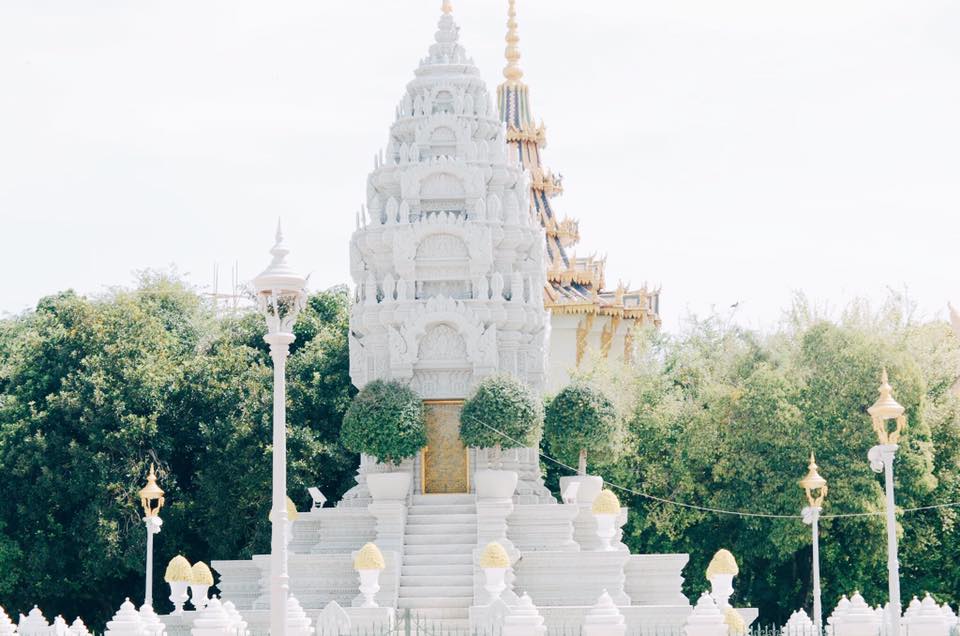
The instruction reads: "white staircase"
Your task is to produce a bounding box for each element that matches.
[399,494,478,628]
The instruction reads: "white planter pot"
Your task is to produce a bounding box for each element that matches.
[474,469,518,500]
[560,475,603,505]
[366,471,411,501]
[358,569,382,608]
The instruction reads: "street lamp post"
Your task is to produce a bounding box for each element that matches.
[867,369,907,636]
[138,464,165,609]
[253,222,307,636]
[800,453,828,632]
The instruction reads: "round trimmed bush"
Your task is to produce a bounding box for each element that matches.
[544,383,619,475]
[459,374,543,454]
[340,379,427,465]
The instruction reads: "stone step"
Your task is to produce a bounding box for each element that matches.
[405,534,476,547]
[398,597,473,609]
[401,564,474,576]
[400,573,473,587]
[399,585,473,598]
[396,608,470,621]
[408,504,477,516]
[406,513,477,525]
[404,523,478,535]
[412,494,477,506]
[403,553,473,566]
[403,543,477,555]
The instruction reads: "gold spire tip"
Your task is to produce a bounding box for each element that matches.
[503,0,524,83]
[442,0,453,15]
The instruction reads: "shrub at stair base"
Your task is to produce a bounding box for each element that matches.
[544,384,620,476]
[460,374,543,497]
[340,380,426,499]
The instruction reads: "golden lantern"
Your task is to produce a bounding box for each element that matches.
[799,453,828,508]
[867,369,906,445]
[139,464,165,517]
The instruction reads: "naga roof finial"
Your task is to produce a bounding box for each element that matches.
[503,0,524,84]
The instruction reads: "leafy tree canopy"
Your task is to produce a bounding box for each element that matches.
[459,374,543,450]
[544,383,620,474]
[0,274,356,629]
[340,379,426,465]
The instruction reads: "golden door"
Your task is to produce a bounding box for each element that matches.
[422,401,469,494]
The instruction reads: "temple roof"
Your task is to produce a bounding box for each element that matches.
[496,1,661,323]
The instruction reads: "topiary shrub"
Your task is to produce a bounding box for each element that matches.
[460,374,543,466]
[544,383,619,475]
[340,379,427,466]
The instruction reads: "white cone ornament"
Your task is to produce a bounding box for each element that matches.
[941,603,959,627]
[591,490,621,552]
[138,604,166,636]
[190,562,215,611]
[0,606,17,636]
[222,601,249,636]
[354,543,386,608]
[503,594,546,636]
[105,599,148,636]
[904,597,923,624]
[706,550,739,610]
[164,556,192,615]
[685,593,727,636]
[827,596,852,636]
[583,590,626,636]
[18,607,50,636]
[190,597,233,636]
[69,618,91,636]
[479,542,510,604]
[285,597,314,636]
[832,593,880,636]
[783,610,815,636]
[52,616,70,636]
[906,594,951,636]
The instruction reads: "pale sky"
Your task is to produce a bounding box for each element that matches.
[1,0,958,332]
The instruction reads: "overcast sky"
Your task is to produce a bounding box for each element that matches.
[1,0,958,332]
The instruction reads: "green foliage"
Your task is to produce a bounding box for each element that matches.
[544,383,620,472]
[340,380,426,465]
[597,293,960,623]
[459,374,543,450]
[0,276,356,629]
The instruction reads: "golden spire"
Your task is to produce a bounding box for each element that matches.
[442,0,453,15]
[503,0,524,84]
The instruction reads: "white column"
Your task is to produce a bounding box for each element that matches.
[268,333,295,636]
[881,446,902,636]
[143,514,162,608]
[810,509,823,630]
[145,522,154,607]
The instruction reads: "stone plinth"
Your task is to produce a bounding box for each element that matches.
[624,555,690,606]
[514,551,631,606]
[507,504,579,552]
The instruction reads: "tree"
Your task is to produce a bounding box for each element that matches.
[544,383,620,475]
[340,380,426,466]
[0,277,357,630]
[605,294,957,622]
[459,374,543,465]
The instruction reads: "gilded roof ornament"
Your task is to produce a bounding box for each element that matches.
[441,0,453,15]
[503,0,524,84]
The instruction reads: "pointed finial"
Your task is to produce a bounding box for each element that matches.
[503,0,524,84]
[442,0,453,15]
[275,218,284,245]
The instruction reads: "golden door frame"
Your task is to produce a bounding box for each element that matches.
[420,400,470,495]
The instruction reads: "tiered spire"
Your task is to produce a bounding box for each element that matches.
[496,0,661,360]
